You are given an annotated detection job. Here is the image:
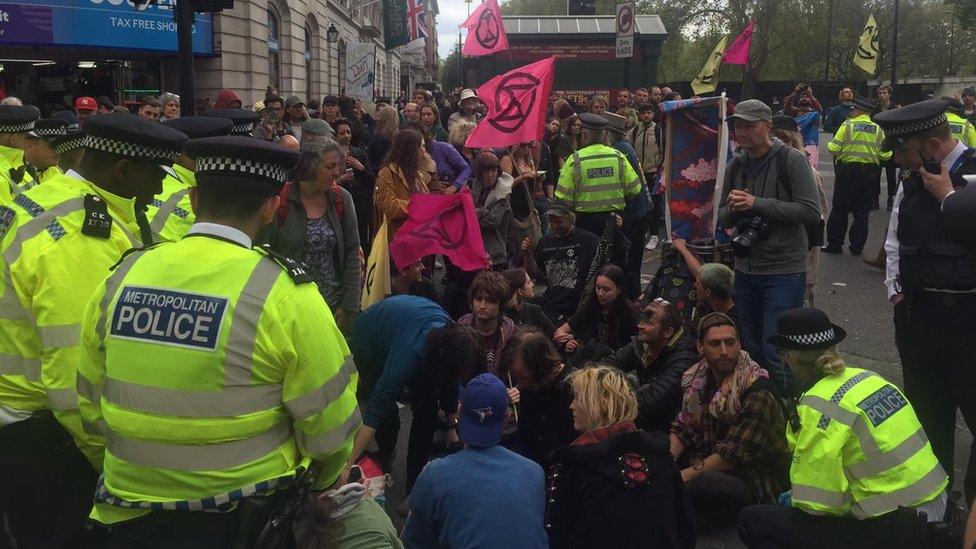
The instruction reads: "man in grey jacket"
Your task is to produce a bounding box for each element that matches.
[718,99,822,393]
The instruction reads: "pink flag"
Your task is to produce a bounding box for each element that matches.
[465,56,556,149]
[723,21,754,65]
[390,188,489,271]
[461,0,508,57]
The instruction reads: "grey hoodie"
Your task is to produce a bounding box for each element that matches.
[718,139,822,275]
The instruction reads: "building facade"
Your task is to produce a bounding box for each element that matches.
[0,0,439,113]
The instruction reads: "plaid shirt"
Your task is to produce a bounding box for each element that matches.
[671,377,791,502]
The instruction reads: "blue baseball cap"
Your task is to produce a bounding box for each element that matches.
[458,373,508,448]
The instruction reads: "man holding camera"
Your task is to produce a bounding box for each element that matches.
[718,100,822,394]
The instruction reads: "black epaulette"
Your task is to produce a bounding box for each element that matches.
[109,242,166,271]
[255,244,314,284]
[81,194,113,239]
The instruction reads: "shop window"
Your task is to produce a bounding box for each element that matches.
[267,8,281,90]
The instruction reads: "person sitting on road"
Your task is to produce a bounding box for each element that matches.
[402,373,549,549]
[499,327,578,468]
[738,307,949,549]
[671,239,739,325]
[554,264,637,362]
[546,364,696,549]
[501,268,556,340]
[607,298,697,433]
[457,271,517,374]
[670,313,791,532]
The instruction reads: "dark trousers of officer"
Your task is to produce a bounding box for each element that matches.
[895,292,976,504]
[574,211,612,238]
[0,411,98,549]
[826,162,881,253]
[107,509,245,549]
[738,504,928,549]
[624,211,651,299]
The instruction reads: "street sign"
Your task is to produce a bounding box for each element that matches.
[615,1,634,59]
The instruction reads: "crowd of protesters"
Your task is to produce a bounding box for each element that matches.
[2,77,974,549]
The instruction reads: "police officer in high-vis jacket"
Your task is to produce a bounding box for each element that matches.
[739,307,948,548]
[0,105,41,202]
[147,116,233,242]
[876,99,976,505]
[555,112,642,236]
[77,136,360,545]
[23,118,70,185]
[0,113,187,547]
[824,96,892,255]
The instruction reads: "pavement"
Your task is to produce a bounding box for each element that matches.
[379,133,973,547]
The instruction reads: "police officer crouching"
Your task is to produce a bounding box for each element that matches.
[738,307,949,548]
[875,99,976,505]
[77,136,361,546]
[0,113,187,547]
[554,112,642,237]
[824,96,891,255]
[148,115,234,242]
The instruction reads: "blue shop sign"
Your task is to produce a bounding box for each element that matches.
[0,0,213,54]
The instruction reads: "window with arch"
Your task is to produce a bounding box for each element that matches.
[304,24,313,101]
[337,40,347,95]
[267,8,281,90]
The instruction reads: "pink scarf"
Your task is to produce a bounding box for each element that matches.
[676,350,768,433]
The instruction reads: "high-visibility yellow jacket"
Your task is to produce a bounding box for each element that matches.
[555,143,642,212]
[0,171,146,467]
[146,164,195,242]
[947,112,976,148]
[826,114,892,165]
[77,229,360,525]
[789,367,947,519]
[39,165,64,184]
[0,144,28,203]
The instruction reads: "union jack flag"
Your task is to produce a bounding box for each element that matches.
[406,0,427,41]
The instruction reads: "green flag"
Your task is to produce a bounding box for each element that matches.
[384,0,410,49]
[691,36,728,96]
[854,15,880,75]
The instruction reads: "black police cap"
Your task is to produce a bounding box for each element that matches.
[184,136,300,189]
[27,119,69,143]
[202,109,259,136]
[83,113,188,165]
[162,116,233,139]
[852,96,876,112]
[52,127,85,156]
[874,99,949,151]
[0,105,41,133]
[578,113,608,130]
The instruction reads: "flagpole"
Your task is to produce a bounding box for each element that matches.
[890,0,899,89]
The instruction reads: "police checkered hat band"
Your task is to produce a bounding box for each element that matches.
[783,328,836,346]
[0,120,36,133]
[56,136,87,156]
[195,156,287,183]
[230,123,255,136]
[885,113,947,137]
[30,126,68,139]
[85,135,180,163]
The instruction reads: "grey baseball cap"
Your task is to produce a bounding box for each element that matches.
[728,99,772,123]
[302,118,334,137]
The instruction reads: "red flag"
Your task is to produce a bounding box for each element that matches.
[461,0,509,57]
[465,56,555,149]
[723,21,754,65]
[389,188,489,271]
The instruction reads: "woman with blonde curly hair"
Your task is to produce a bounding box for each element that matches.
[738,307,948,548]
[546,364,695,549]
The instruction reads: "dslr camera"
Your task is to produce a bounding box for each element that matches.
[731,216,770,258]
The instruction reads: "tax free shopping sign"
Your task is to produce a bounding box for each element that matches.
[0,0,213,54]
